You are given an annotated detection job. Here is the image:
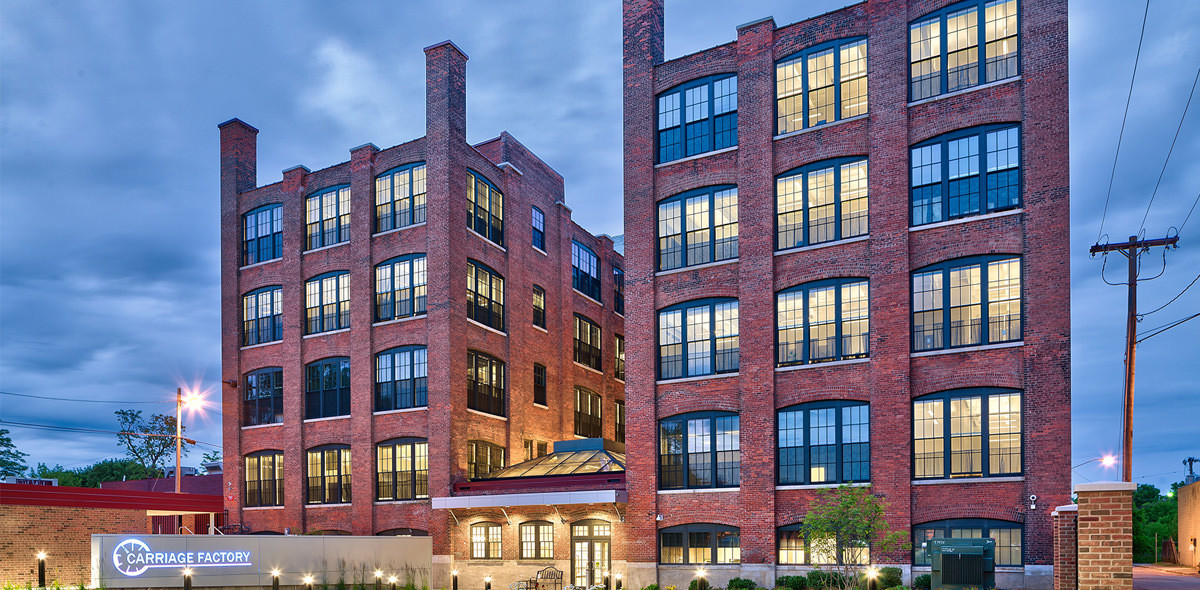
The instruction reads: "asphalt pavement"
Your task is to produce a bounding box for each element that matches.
[1133,564,1200,590]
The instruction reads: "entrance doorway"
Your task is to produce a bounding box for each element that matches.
[571,519,611,588]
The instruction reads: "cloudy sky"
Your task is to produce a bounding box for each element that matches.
[1,1,1197,492]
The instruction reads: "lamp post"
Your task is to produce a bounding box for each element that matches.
[183,567,193,590]
[604,571,610,590]
[615,572,623,590]
[272,569,281,590]
[485,575,492,590]
[390,575,399,590]
[36,552,46,588]
[375,569,384,590]
[304,575,315,589]
[695,570,707,590]
[866,567,879,590]
[452,569,459,590]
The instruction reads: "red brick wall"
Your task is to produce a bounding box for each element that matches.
[1075,483,1135,590]
[0,504,147,586]
[1052,505,1077,590]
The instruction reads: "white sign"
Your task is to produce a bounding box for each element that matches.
[112,538,252,576]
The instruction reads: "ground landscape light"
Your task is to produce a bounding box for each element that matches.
[36,552,47,560]
[376,570,384,578]
[391,576,399,583]
[272,570,281,577]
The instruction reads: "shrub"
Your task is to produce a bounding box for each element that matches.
[687,580,712,590]
[912,575,931,590]
[775,576,807,590]
[728,579,756,590]
[805,571,846,589]
[877,568,902,589]
[641,585,660,590]
[884,586,910,590]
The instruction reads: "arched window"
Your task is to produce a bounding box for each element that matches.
[777,401,869,485]
[574,314,602,370]
[375,438,428,501]
[375,163,426,232]
[305,271,350,334]
[467,170,504,246]
[376,528,430,537]
[471,522,503,559]
[776,278,869,365]
[658,298,739,379]
[777,524,869,565]
[305,358,350,420]
[375,254,427,322]
[657,186,738,271]
[243,367,283,426]
[467,440,505,479]
[244,450,283,507]
[242,204,282,265]
[242,286,283,346]
[531,206,546,251]
[305,185,351,250]
[520,521,554,559]
[574,387,602,438]
[467,260,504,331]
[305,445,350,505]
[776,158,868,250]
[910,124,1021,226]
[375,346,428,411]
[912,255,1022,351]
[659,411,739,490]
[659,523,740,564]
[776,38,868,134]
[467,351,505,417]
[913,519,1022,566]
[572,241,602,302]
[913,388,1022,479]
[657,74,738,163]
[909,0,1019,101]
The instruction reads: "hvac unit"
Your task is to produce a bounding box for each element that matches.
[930,537,995,589]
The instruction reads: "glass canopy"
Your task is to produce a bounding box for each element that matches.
[476,448,626,480]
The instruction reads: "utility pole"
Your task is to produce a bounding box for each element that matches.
[176,387,183,494]
[1090,234,1179,482]
[1186,457,1199,484]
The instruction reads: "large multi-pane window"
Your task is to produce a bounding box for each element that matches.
[913,519,1022,565]
[911,125,1021,226]
[909,0,1019,101]
[777,159,869,250]
[306,445,351,504]
[614,334,626,381]
[375,438,428,501]
[467,351,505,416]
[572,241,602,301]
[615,399,626,444]
[243,204,283,266]
[375,163,427,232]
[243,286,283,346]
[467,170,504,246]
[532,285,547,328]
[306,186,351,250]
[574,315,602,371]
[532,206,546,251]
[244,450,284,507]
[777,402,870,485]
[574,387,603,438]
[657,187,738,271]
[613,267,625,315]
[777,526,870,565]
[305,272,350,334]
[913,388,1022,479]
[375,254,427,322]
[243,368,283,427]
[305,358,350,420]
[533,363,548,406]
[375,346,428,412]
[776,279,869,366]
[467,440,505,479]
[657,74,738,163]
[467,260,504,331]
[912,256,1022,351]
[520,521,554,560]
[471,522,503,559]
[659,524,740,564]
[658,299,739,380]
[776,39,868,134]
[659,412,740,490]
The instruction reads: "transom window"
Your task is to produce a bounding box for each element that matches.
[777,526,870,566]
[305,357,350,420]
[375,438,428,501]
[243,204,283,266]
[375,163,427,232]
[306,445,351,504]
[910,0,1019,101]
[777,279,869,366]
[375,254,427,322]
[467,170,504,246]
[658,299,739,380]
[657,186,738,271]
[532,285,546,328]
[574,315,602,371]
[244,450,284,508]
[914,519,1022,566]
[243,286,283,347]
[914,388,1022,479]
[777,159,869,250]
[614,334,626,381]
[657,74,738,163]
[778,401,870,485]
[467,351,505,417]
[305,272,350,334]
[659,412,740,490]
[911,125,1020,226]
[467,260,504,332]
[572,241,602,301]
[615,400,626,443]
[574,387,602,438]
[532,206,545,251]
[659,524,740,564]
[471,522,503,559]
[375,346,427,412]
[306,186,351,250]
[533,363,548,406]
[776,38,868,134]
[243,367,283,427]
[520,521,554,560]
[613,266,625,315]
[912,256,1022,351]
[467,440,505,479]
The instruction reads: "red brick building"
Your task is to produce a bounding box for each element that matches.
[220,40,625,583]
[620,0,1069,588]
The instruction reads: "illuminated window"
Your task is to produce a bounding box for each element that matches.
[574,387,602,438]
[777,402,870,485]
[242,204,282,266]
[776,38,868,134]
[305,445,350,504]
[520,521,554,560]
[614,334,626,381]
[913,389,1022,479]
[305,186,351,250]
[658,299,739,380]
[242,286,282,346]
[467,260,504,331]
[911,125,1020,226]
[467,351,505,417]
[375,346,427,411]
[471,522,503,559]
[244,450,283,507]
[572,241,602,301]
[467,440,505,479]
[659,412,739,490]
[912,256,1021,351]
[777,159,868,250]
[305,357,350,420]
[657,186,738,271]
[243,367,283,427]
[533,364,547,406]
[574,315,602,371]
[375,254,427,322]
[375,163,426,232]
[659,524,740,564]
[532,285,546,328]
[913,519,1022,565]
[657,75,738,163]
[304,272,349,334]
[910,0,1019,101]
[777,526,869,565]
[776,279,869,365]
[532,206,545,251]
[467,170,504,246]
[375,438,428,501]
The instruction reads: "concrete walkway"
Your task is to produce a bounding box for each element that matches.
[1133,564,1200,590]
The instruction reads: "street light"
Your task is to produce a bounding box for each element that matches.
[175,388,204,494]
[1072,454,1117,471]
[36,552,46,588]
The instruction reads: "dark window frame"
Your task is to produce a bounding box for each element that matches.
[613,266,625,315]
[656,185,739,272]
[242,204,283,266]
[533,363,548,406]
[776,157,870,250]
[467,351,506,417]
[657,298,740,380]
[658,411,740,490]
[244,450,284,508]
[912,388,1023,480]
[242,286,283,347]
[375,254,428,322]
[467,170,504,246]
[374,346,428,412]
[467,260,505,332]
[776,524,871,566]
[614,334,626,381]
[574,314,603,371]
[467,440,506,479]
[375,437,429,501]
[910,124,1022,226]
[908,0,1021,102]
[375,163,427,233]
[571,241,602,302]
[776,400,871,485]
[305,271,350,335]
[470,522,504,559]
[615,399,626,444]
[775,37,869,134]
[911,255,1023,352]
[656,74,739,164]
[305,444,351,505]
[532,285,546,329]
[775,278,870,366]
[243,367,283,427]
[574,387,603,438]
[913,518,1023,566]
[532,206,546,251]
[658,523,741,564]
[520,520,555,560]
[305,185,351,250]
[304,357,351,420]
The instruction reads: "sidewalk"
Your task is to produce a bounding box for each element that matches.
[1135,562,1200,576]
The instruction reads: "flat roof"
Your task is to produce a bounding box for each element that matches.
[0,483,223,514]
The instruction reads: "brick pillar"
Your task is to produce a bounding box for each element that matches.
[1075,482,1136,590]
[1052,504,1077,590]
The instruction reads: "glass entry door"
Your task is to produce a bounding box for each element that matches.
[571,519,611,588]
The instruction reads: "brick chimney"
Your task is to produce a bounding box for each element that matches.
[218,118,258,196]
[424,40,469,145]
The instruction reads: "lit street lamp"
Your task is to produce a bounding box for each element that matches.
[175,388,204,494]
[36,552,46,588]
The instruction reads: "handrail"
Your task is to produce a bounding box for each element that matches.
[178,525,194,535]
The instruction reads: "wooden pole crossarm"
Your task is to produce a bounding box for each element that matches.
[1090,235,1178,254]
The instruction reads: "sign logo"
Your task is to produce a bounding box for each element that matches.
[111,538,252,577]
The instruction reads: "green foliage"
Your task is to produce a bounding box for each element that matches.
[727,579,756,590]
[801,486,910,589]
[775,576,807,590]
[640,584,660,590]
[687,580,711,590]
[28,458,163,488]
[0,428,29,477]
[805,570,850,589]
[877,568,902,589]
[114,409,188,471]
[1132,482,1181,562]
[911,574,931,590]
[884,587,910,590]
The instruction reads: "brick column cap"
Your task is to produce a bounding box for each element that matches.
[736,16,775,31]
[1053,504,1078,514]
[218,118,259,133]
[423,40,469,60]
[1075,481,1137,493]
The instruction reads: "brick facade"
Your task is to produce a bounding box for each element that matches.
[0,504,146,586]
[621,1,1069,588]
[1074,482,1135,590]
[1051,504,1077,590]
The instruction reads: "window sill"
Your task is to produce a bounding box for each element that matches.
[374,499,429,505]
[910,340,1023,358]
[305,502,351,508]
[909,208,1023,233]
[907,75,1022,108]
[467,408,508,421]
[466,318,507,337]
[773,113,868,141]
[469,228,507,253]
[373,314,426,327]
[241,340,282,351]
[373,407,427,416]
[911,475,1024,485]
[615,377,625,384]
[244,505,285,511]
[657,372,738,386]
[655,258,737,277]
[239,258,281,271]
[774,235,869,256]
[241,422,283,430]
[657,487,739,495]
[532,324,548,334]
[573,289,603,307]
[655,146,738,169]
[533,403,550,410]
[303,415,350,423]
[373,221,427,238]
[574,361,604,376]
[303,327,350,339]
[775,482,871,491]
[304,241,350,255]
[533,246,548,257]
[775,357,869,372]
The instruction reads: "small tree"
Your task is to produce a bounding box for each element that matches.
[801,485,908,590]
[115,409,188,471]
[0,428,29,476]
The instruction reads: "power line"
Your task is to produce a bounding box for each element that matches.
[1137,311,1200,343]
[0,390,170,404]
[1140,65,1200,234]
[0,419,221,451]
[1098,0,1152,243]
[1178,191,1200,235]
[1140,270,1200,318]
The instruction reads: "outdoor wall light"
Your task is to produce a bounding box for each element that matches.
[36,552,47,588]
[485,575,493,590]
[271,569,281,590]
[615,572,623,590]
[452,569,460,590]
[182,568,193,590]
